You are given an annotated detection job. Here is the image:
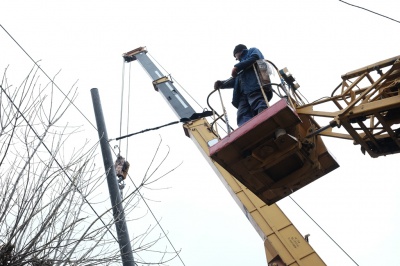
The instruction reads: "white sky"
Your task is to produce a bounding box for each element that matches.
[1,0,399,265]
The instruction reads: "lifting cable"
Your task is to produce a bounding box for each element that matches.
[116,60,132,194]
[125,63,132,157]
[118,59,126,155]
[118,60,186,266]
[119,59,134,157]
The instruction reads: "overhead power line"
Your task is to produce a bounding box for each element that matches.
[289,195,359,266]
[109,121,180,142]
[0,24,98,130]
[339,0,400,24]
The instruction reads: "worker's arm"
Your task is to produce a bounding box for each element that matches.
[220,78,235,89]
[214,77,235,90]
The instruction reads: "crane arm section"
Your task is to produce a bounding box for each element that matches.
[123,47,211,122]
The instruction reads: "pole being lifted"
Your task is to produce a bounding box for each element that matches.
[91,88,135,266]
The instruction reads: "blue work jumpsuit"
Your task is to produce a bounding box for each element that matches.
[220,48,272,126]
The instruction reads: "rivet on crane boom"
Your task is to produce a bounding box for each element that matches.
[122,46,400,266]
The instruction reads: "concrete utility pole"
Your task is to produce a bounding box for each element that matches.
[91,88,135,266]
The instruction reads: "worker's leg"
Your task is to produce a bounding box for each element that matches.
[237,94,253,127]
[248,90,268,115]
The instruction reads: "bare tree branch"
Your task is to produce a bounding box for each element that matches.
[0,65,185,265]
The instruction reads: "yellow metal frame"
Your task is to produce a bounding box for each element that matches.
[295,56,400,157]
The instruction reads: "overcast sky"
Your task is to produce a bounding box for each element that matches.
[2,0,400,265]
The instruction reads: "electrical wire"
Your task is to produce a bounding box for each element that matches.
[127,176,186,266]
[0,24,98,131]
[339,0,400,24]
[110,121,180,142]
[289,195,359,266]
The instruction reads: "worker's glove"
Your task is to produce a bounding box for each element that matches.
[231,67,239,77]
[214,80,223,90]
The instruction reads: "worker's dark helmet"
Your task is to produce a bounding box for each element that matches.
[233,44,247,57]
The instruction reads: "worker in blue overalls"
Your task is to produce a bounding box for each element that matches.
[214,44,272,126]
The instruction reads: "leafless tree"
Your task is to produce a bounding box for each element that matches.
[0,65,182,265]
